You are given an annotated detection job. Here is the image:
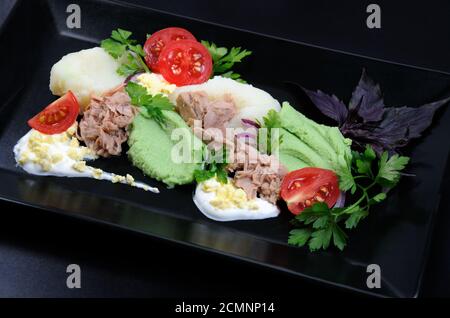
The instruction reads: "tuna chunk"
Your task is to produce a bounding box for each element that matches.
[175,91,209,127]
[176,91,236,134]
[203,97,236,133]
[229,141,287,204]
[78,88,138,157]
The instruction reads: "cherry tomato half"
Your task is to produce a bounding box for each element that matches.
[157,39,213,86]
[144,27,196,73]
[280,167,340,215]
[27,91,79,135]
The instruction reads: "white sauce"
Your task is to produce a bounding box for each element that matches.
[193,178,279,222]
[14,128,159,193]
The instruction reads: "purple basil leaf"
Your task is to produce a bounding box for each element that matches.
[379,96,450,139]
[345,95,450,154]
[349,69,385,122]
[302,87,348,125]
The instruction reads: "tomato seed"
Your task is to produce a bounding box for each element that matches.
[315,194,324,202]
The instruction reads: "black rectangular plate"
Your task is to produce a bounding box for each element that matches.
[1,0,449,298]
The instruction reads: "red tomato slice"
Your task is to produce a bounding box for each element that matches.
[144,27,196,72]
[280,167,340,215]
[27,91,79,135]
[157,39,213,86]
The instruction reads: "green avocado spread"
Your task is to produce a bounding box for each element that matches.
[273,102,354,190]
[127,111,203,187]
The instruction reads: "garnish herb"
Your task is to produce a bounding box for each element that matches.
[201,40,252,83]
[288,145,409,251]
[301,69,450,155]
[101,28,150,76]
[194,147,229,184]
[257,109,283,155]
[194,161,228,184]
[125,82,174,127]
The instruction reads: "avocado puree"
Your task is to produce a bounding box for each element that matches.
[127,111,203,186]
[273,102,354,190]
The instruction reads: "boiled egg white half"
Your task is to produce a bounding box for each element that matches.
[193,178,279,221]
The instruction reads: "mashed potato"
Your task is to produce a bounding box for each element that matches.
[169,76,281,128]
[49,47,126,110]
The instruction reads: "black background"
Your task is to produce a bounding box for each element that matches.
[0,0,449,298]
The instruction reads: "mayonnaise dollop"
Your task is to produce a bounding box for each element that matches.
[193,178,279,221]
[14,124,159,193]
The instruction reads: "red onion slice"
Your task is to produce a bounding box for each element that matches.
[334,191,346,208]
[124,71,145,84]
[236,132,256,139]
[241,118,261,128]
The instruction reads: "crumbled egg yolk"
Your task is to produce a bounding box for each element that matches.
[15,123,159,193]
[202,178,259,210]
[18,124,96,172]
[92,168,103,179]
[72,161,87,172]
[136,73,176,96]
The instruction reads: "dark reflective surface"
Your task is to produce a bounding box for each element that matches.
[0,0,449,297]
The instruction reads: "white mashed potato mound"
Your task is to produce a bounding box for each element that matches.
[169,76,281,127]
[49,47,126,110]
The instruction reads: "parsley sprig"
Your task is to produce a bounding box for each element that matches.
[194,161,228,184]
[194,147,229,184]
[101,28,150,76]
[257,109,283,155]
[201,40,252,83]
[125,82,174,127]
[288,145,410,251]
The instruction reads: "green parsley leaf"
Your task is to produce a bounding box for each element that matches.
[364,144,376,161]
[216,167,229,184]
[111,28,133,43]
[221,71,247,83]
[194,169,215,183]
[354,145,376,177]
[369,192,387,204]
[101,28,150,75]
[312,216,329,229]
[308,227,333,251]
[201,41,228,61]
[101,38,126,59]
[332,223,348,251]
[128,44,145,57]
[257,109,283,155]
[125,82,174,127]
[201,40,252,81]
[262,109,282,129]
[117,53,142,76]
[376,152,410,187]
[288,228,312,247]
[344,208,368,229]
[194,161,229,184]
[295,202,330,223]
[147,94,176,110]
[125,81,147,104]
[356,159,371,175]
